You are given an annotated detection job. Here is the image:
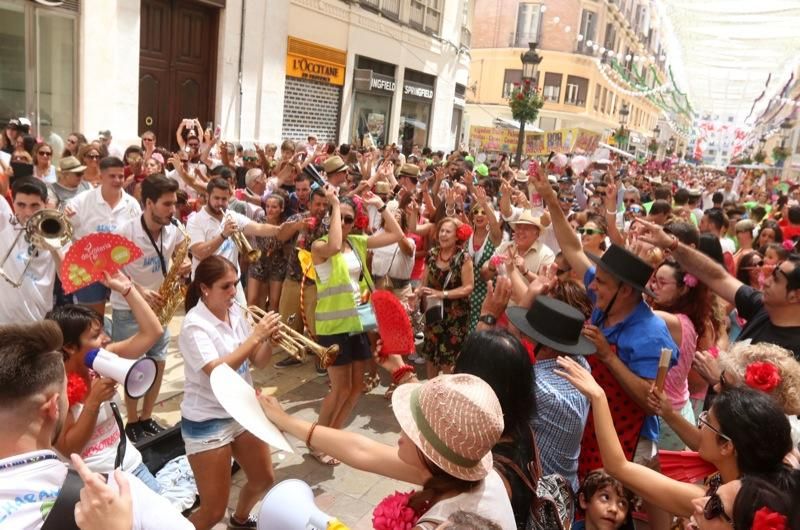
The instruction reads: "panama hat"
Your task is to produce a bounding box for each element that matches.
[58,156,86,174]
[392,374,503,481]
[586,243,655,297]
[322,155,347,175]
[510,210,544,231]
[398,163,420,179]
[507,296,596,356]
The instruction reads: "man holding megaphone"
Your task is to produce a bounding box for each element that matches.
[46,270,164,492]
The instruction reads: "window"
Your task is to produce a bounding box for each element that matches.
[410,0,441,34]
[514,3,541,47]
[603,23,616,53]
[543,73,562,103]
[502,69,522,99]
[576,10,597,54]
[565,76,588,106]
[600,87,607,113]
[593,84,601,111]
[610,92,617,115]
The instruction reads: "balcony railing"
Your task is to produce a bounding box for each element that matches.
[410,1,425,30]
[359,0,379,9]
[425,10,440,33]
[381,0,400,18]
[510,31,538,48]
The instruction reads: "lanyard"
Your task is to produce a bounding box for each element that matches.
[140,215,166,276]
[0,452,59,471]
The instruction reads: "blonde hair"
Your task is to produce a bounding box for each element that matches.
[718,341,800,415]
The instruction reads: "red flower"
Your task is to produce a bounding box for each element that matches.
[744,361,782,393]
[456,223,473,241]
[354,214,369,230]
[373,491,418,530]
[752,507,787,530]
[524,79,531,85]
[67,372,89,407]
[305,216,318,231]
[516,92,524,100]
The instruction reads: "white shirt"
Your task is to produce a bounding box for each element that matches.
[109,218,186,311]
[67,186,142,238]
[178,300,254,422]
[720,236,736,255]
[0,197,56,324]
[67,395,144,473]
[371,237,415,280]
[186,207,251,276]
[167,168,199,200]
[0,449,192,530]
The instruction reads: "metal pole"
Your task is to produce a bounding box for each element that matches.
[516,120,526,166]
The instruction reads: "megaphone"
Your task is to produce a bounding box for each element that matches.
[84,348,157,399]
[257,479,349,530]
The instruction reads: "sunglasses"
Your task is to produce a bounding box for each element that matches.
[471,207,485,215]
[628,206,643,214]
[623,198,636,204]
[187,143,200,149]
[559,196,573,203]
[243,156,259,162]
[85,154,100,160]
[772,263,791,284]
[341,215,355,224]
[39,151,52,156]
[578,227,604,235]
[142,137,155,142]
[697,411,731,442]
[703,492,733,525]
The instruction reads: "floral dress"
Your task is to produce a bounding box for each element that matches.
[421,247,471,367]
[468,233,496,333]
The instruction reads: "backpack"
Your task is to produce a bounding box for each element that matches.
[494,429,575,530]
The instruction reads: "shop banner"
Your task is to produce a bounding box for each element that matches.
[470,126,600,156]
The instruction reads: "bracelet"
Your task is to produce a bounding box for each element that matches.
[121,285,132,297]
[443,290,448,299]
[305,421,318,450]
[668,236,679,252]
[378,204,387,213]
[606,209,617,215]
[391,365,415,385]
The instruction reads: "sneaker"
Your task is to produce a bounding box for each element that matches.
[125,422,145,444]
[227,513,257,529]
[140,418,166,436]
[273,356,302,368]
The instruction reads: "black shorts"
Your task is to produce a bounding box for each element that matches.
[317,332,372,367]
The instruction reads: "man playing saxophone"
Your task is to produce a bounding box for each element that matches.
[0,178,63,323]
[110,174,190,442]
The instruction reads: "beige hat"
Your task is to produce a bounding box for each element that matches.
[392,374,503,481]
[511,210,544,230]
[398,163,420,179]
[375,181,392,195]
[514,171,529,183]
[58,156,86,174]
[322,155,347,175]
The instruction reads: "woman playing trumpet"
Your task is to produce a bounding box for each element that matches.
[177,255,282,530]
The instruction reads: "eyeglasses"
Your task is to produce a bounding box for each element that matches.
[341,215,355,224]
[697,411,731,442]
[578,227,604,235]
[39,151,52,157]
[85,154,100,160]
[703,492,733,525]
[243,156,259,162]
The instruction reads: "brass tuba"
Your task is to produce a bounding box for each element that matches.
[224,211,261,263]
[234,301,339,368]
[153,219,191,326]
[0,209,73,287]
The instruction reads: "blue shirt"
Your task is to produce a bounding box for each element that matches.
[533,357,591,492]
[584,267,678,441]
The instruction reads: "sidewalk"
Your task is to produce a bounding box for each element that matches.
[138,314,413,529]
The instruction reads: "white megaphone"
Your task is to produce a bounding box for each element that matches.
[257,479,349,530]
[84,348,157,399]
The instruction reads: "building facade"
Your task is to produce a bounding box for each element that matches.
[1,0,470,156]
[466,0,690,157]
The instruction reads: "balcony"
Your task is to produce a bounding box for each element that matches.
[510,31,538,48]
[358,0,400,19]
[410,1,425,30]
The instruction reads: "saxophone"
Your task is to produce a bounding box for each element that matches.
[154,219,191,326]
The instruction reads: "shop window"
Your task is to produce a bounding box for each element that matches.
[543,72,562,103]
[0,1,78,155]
[514,3,541,48]
[565,76,588,107]
[502,69,522,99]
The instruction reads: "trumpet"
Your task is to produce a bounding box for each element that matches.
[0,209,73,287]
[234,301,339,368]
[224,211,261,263]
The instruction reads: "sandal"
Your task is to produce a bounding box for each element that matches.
[363,373,380,393]
[311,451,340,466]
[384,383,397,400]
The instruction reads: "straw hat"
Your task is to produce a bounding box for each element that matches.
[322,155,347,175]
[392,374,503,481]
[58,156,86,174]
[510,210,544,231]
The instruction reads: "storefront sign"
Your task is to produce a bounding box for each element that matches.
[370,73,396,93]
[403,81,434,100]
[286,37,346,86]
[469,126,601,156]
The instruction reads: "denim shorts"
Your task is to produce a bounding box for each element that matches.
[130,462,162,494]
[73,282,111,304]
[181,417,245,456]
[111,309,170,362]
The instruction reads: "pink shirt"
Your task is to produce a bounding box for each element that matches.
[663,313,698,409]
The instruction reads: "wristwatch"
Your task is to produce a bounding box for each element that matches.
[478,314,497,326]
[378,204,387,213]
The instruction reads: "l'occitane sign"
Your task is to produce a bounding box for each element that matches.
[286,37,346,86]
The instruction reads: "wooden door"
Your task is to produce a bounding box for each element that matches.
[139,0,218,151]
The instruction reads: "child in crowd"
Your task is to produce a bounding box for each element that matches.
[573,469,637,530]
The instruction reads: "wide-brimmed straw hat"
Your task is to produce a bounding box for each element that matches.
[392,374,503,481]
[510,210,544,231]
[322,155,347,175]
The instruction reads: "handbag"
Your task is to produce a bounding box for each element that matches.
[424,250,462,326]
[350,243,378,333]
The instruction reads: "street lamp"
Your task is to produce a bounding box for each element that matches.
[618,102,630,151]
[651,125,661,157]
[515,42,544,165]
[780,118,794,149]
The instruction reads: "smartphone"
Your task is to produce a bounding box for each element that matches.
[205,121,213,131]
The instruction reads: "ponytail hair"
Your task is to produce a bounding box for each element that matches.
[407,447,479,515]
[184,255,237,312]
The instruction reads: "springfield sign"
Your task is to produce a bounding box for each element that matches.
[469,126,600,156]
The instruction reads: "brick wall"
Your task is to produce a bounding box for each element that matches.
[471,0,581,52]
[281,77,342,143]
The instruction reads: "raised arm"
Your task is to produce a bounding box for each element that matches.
[475,187,503,246]
[603,181,625,247]
[103,272,162,360]
[532,167,591,278]
[311,185,341,261]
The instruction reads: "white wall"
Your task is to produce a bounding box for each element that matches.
[79,0,142,148]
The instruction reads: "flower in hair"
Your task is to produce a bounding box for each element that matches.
[67,372,88,407]
[372,491,418,530]
[781,239,795,252]
[744,361,782,394]
[752,507,787,530]
[683,273,698,288]
[456,223,473,242]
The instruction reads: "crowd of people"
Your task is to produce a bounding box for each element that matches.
[1,115,800,530]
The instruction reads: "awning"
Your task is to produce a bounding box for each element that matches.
[492,117,543,133]
[598,142,636,159]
